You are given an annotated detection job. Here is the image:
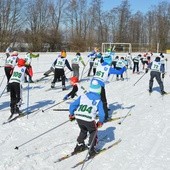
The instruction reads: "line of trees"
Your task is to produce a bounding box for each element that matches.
[0,0,170,52]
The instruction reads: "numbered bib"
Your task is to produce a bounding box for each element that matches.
[151,61,161,72]
[5,56,17,67]
[72,56,80,64]
[9,66,26,83]
[93,64,110,82]
[55,58,66,68]
[75,95,99,121]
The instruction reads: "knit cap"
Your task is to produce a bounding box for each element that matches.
[89,80,101,94]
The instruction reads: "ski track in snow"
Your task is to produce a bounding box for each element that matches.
[0,52,170,170]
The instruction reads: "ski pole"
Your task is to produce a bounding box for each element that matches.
[118,108,132,125]
[14,120,70,150]
[26,81,30,118]
[133,72,146,86]
[107,114,131,122]
[80,59,90,80]
[53,109,69,111]
[125,70,128,81]
[0,75,5,88]
[80,130,98,170]
[0,86,7,98]
[42,100,65,112]
[80,66,86,81]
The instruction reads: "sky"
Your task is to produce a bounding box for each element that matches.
[101,0,165,13]
[0,51,170,170]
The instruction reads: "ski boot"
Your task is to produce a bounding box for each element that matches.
[161,91,167,95]
[88,147,98,159]
[73,143,86,154]
[29,77,34,83]
[62,85,66,91]
[51,82,55,88]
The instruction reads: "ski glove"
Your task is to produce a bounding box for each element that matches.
[97,121,103,128]
[63,94,68,100]
[69,115,75,121]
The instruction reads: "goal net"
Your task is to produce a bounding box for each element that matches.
[101,43,132,54]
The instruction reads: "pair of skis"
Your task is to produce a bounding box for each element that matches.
[2,109,40,125]
[54,138,122,168]
[34,74,53,83]
[2,114,25,125]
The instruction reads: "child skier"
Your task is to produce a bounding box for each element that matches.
[126,53,133,69]
[160,52,167,79]
[146,56,167,95]
[112,56,119,68]
[115,57,126,81]
[87,47,98,77]
[51,49,73,90]
[92,52,102,76]
[4,51,19,92]
[71,52,85,81]
[69,79,105,158]
[63,76,86,100]
[24,51,39,83]
[132,54,141,74]
[92,58,126,121]
[5,46,13,58]
[8,58,31,118]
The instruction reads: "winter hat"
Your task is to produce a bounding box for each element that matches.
[11,51,18,56]
[89,80,101,94]
[107,48,111,52]
[17,58,25,67]
[155,56,160,62]
[61,49,66,57]
[76,52,81,56]
[70,76,78,84]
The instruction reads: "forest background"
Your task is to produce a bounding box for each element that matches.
[0,0,170,52]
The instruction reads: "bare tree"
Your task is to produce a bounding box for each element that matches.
[46,0,67,51]
[155,1,170,51]
[0,0,170,52]
[65,0,89,51]
[24,0,50,51]
[116,0,131,42]
[87,0,106,47]
[0,0,22,50]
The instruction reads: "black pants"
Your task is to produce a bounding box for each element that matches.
[142,61,148,69]
[101,86,108,120]
[93,67,96,75]
[116,67,123,78]
[76,119,97,148]
[52,68,65,86]
[112,61,117,68]
[149,71,164,92]
[87,62,94,76]
[4,67,13,91]
[9,82,21,109]
[133,62,139,73]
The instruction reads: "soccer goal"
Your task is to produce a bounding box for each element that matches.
[101,43,132,53]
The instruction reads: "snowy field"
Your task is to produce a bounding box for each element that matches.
[0,52,170,170]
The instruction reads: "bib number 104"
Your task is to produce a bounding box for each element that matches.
[78,104,92,113]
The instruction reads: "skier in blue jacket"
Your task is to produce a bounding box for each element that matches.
[92,58,126,121]
[69,80,105,158]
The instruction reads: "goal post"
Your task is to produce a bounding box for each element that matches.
[101,43,132,54]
